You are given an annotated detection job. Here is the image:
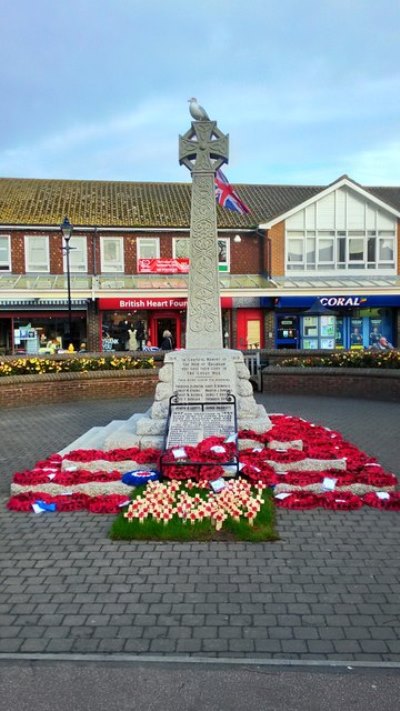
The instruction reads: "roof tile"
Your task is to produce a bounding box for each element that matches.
[0,177,399,228]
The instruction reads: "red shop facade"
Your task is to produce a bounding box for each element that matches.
[98,297,235,351]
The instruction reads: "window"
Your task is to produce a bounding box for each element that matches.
[379,237,394,263]
[173,238,189,259]
[348,239,363,260]
[63,236,87,273]
[100,237,124,272]
[286,228,395,273]
[137,237,160,260]
[218,238,229,272]
[306,233,316,268]
[172,237,230,271]
[318,238,334,264]
[25,235,50,272]
[0,235,11,271]
[287,233,304,270]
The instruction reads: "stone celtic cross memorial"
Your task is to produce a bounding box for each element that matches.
[179,117,228,349]
[109,102,272,452]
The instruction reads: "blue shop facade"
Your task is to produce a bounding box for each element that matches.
[261,294,400,350]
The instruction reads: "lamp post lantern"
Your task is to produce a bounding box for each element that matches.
[60,216,73,348]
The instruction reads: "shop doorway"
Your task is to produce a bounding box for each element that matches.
[236,309,263,350]
[149,312,181,349]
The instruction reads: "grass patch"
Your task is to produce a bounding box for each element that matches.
[109,482,279,542]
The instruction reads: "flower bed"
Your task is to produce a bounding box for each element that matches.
[278,350,400,369]
[0,354,155,377]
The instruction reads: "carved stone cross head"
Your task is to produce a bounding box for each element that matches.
[179,121,229,174]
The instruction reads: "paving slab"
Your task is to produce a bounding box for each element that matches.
[0,393,399,661]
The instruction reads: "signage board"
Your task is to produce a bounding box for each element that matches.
[264,295,400,308]
[98,297,233,310]
[138,258,189,274]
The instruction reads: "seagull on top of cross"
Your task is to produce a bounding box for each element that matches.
[188,97,210,121]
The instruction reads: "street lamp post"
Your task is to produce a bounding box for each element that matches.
[60,216,73,348]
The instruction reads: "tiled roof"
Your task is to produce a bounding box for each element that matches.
[364,186,400,212]
[0,177,399,228]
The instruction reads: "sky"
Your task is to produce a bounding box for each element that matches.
[1,0,399,186]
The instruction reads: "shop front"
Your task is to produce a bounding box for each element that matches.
[98,297,233,351]
[261,295,399,350]
[0,303,88,355]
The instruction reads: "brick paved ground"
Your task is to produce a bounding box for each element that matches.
[0,394,399,660]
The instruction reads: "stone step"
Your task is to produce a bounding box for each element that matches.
[104,413,145,450]
[58,409,152,456]
[58,427,103,456]
[59,416,140,456]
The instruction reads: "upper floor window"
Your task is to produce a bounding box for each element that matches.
[137,237,160,261]
[0,235,11,271]
[25,235,50,272]
[63,236,87,273]
[100,236,124,272]
[286,229,396,273]
[285,188,397,274]
[173,238,189,259]
[172,237,230,271]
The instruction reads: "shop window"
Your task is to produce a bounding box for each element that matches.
[301,314,336,350]
[0,235,11,271]
[100,237,124,272]
[24,235,50,272]
[63,236,87,273]
[350,318,363,349]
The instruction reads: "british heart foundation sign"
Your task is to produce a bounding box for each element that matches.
[138,258,189,274]
[98,297,233,310]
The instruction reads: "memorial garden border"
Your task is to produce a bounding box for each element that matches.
[0,364,398,408]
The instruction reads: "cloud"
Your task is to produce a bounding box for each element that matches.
[0,96,183,179]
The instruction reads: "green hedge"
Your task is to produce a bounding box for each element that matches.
[0,355,156,377]
[279,350,400,369]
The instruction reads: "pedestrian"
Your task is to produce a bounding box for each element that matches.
[160,329,173,350]
[119,320,130,351]
[135,320,145,350]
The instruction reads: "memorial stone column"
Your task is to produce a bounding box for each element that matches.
[179,119,229,349]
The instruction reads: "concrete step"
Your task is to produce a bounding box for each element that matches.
[58,427,103,456]
[59,413,147,456]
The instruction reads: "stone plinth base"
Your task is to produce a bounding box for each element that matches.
[106,349,271,451]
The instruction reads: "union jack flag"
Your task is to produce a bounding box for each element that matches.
[214,169,250,214]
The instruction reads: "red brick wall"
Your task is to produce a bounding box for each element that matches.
[10,232,25,272]
[230,233,259,274]
[0,370,158,409]
[268,222,285,276]
[263,368,400,402]
[50,233,63,273]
